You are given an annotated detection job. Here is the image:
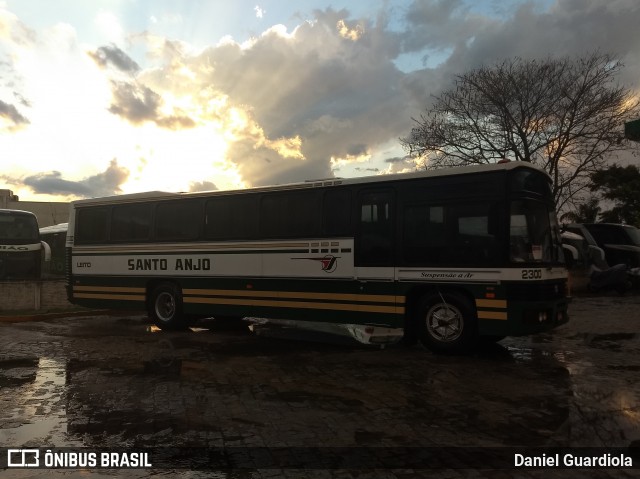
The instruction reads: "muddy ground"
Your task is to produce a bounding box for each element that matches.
[0,294,639,478]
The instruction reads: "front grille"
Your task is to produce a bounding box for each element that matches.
[505,280,567,301]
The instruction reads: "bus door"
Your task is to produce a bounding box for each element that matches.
[356,189,395,283]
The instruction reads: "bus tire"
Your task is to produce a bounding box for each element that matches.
[416,292,477,353]
[149,283,185,330]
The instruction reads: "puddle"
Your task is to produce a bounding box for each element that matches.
[0,358,38,387]
[586,333,639,352]
[0,357,78,446]
[478,341,640,446]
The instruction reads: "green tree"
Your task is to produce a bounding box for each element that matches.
[401,52,639,210]
[559,197,601,224]
[590,164,640,226]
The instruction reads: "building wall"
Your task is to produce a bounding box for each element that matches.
[0,279,72,312]
[0,189,69,227]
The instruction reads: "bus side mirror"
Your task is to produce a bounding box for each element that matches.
[41,240,51,262]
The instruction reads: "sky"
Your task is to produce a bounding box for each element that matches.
[1,0,640,201]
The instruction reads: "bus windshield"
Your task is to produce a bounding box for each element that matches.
[510,200,561,264]
[0,213,39,243]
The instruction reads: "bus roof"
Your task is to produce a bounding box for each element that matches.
[71,161,549,206]
[0,208,38,216]
[39,222,69,235]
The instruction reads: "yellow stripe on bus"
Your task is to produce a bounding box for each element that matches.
[73,292,403,314]
[183,288,403,304]
[185,296,405,315]
[74,285,145,293]
[73,285,403,306]
[475,299,507,309]
[477,310,508,320]
[72,287,404,314]
[74,293,145,301]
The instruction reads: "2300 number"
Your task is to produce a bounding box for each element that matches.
[521,269,542,279]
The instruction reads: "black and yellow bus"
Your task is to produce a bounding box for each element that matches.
[0,209,51,280]
[66,162,569,352]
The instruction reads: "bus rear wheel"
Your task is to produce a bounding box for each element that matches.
[417,292,477,353]
[149,283,185,330]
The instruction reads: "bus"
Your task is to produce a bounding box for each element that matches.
[39,222,68,276]
[0,209,51,280]
[65,162,569,352]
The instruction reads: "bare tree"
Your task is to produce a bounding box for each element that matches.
[401,52,639,210]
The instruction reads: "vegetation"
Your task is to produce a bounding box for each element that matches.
[401,52,639,211]
[590,164,640,227]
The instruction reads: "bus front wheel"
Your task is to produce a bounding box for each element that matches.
[149,283,185,330]
[417,292,477,353]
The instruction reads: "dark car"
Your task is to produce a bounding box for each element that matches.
[564,223,640,268]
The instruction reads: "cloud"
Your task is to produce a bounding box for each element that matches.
[170,8,413,186]
[0,99,29,129]
[110,1,640,189]
[0,6,36,45]
[404,0,640,88]
[95,10,125,45]
[189,181,218,192]
[107,80,195,129]
[88,44,140,73]
[107,81,159,123]
[383,155,420,174]
[7,0,640,202]
[20,159,129,197]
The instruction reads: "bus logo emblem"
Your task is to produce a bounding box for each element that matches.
[293,255,339,273]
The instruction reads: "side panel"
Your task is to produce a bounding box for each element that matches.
[397,266,569,336]
[68,239,405,326]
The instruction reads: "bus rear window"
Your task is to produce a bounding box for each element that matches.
[0,214,39,242]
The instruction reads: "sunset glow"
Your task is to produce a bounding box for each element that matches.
[1,1,639,201]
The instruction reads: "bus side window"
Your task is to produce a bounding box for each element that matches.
[205,195,259,241]
[76,208,109,244]
[403,204,446,263]
[112,203,152,242]
[403,202,499,265]
[451,203,499,263]
[261,191,320,239]
[357,190,394,266]
[155,200,202,241]
[323,189,351,237]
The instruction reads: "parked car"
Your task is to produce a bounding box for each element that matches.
[563,223,640,268]
[560,230,588,270]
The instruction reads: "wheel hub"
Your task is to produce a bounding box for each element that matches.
[427,304,463,342]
